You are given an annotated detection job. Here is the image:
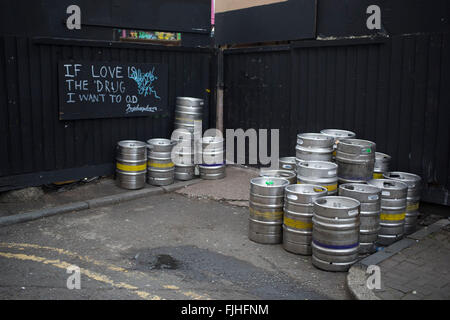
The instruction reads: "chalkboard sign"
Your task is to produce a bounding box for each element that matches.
[58,61,168,120]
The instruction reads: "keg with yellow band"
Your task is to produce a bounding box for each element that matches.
[249,207,283,220]
[407,203,420,211]
[373,172,384,179]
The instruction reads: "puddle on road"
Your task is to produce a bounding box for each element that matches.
[134,253,180,270]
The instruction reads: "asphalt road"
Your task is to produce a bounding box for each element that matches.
[0,192,351,300]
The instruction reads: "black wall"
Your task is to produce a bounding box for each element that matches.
[0,37,214,191]
[223,34,450,206]
[0,0,212,47]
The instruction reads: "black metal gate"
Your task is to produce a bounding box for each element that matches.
[223,34,450,206]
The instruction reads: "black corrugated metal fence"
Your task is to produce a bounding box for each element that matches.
[223,34,450,205]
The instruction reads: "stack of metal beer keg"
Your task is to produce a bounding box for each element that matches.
[199,136,226,180]
[247,127,423,272]
[116,140,147,190]
[146,138,176,186]
[173,97,204,180]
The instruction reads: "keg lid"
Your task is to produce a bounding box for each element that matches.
[368,179,408,191]
[297,132,334,142]
[202,136,224,144]
[320,129,356,139]
[279,156,296,164]
[147,138,175,147]
[117,140,147,149]
[176,96,204,106]
[314,196,360,210]
[259,169,295,179]
[383,171,421,184]
[339,183,381,194]
[285,184,327,195]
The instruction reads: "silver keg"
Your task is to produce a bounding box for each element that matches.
[368,179,408,246]
[312,196,361,272]
[174,97,203,133]
[296,160,338,195]
[279,157,296,173]
[373,152,391,179]
[248,177,290,244]
[283,184,327,255]
[199,136,225,180]
[339,183,381,255]
[116,140,147,190]
[295,133,334,162]
[383,172,422,235]
[147,138,176,186]
[320,129,356,160]
[336,139,376,183]
[172,129,196,181]
[259,169,296,185]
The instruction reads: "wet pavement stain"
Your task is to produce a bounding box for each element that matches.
[134,253,179,270]
[127,245,327,300]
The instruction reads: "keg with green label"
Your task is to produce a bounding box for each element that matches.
[248,177,290,244]
[336,139,376,183]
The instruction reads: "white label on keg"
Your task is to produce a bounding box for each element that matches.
[348,209,359,216]
[298,139,304,145]
[368,195,379,200]
[287,194,298,201]
[382,191,390,196]
[328,170,336,176]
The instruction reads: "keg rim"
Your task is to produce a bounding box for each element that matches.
[296,132,334,142]
[279,156,296,163]
[367,178,409,191]
[250,177,290,188]
[339,183,381,194]
[383,171,422,184]
[313,196,361,209]
[117,140,147,149]
[147,138,177,148]
[176,96,204,103]
[320,129,356,139]
[337,138,376,148]
[285,184,327,195]
[202,136,224,144]
[259,169,296,179]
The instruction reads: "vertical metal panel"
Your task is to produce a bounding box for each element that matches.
[0,36,214,190]
[223,34,450,205]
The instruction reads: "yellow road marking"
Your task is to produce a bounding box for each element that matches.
[0,242,210,300]
[0,251,161,300]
